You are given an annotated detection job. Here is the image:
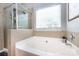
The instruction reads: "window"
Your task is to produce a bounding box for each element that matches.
[36,5,61,29]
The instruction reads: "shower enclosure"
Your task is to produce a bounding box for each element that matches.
[4,3,32,50]
[5,3,32,29]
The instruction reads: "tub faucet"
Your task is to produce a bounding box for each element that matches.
[62,36,67,43]
[70,33,75,42]
[45,40,48,43]
[65,33,75,47]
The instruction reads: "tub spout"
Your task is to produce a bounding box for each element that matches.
[45,40,48,43]
[62,36,67,43]
[70,33,75,42]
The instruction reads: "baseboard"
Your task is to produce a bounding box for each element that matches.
[0,48,8,53]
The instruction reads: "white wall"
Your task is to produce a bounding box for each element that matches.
[67,3,79,33]
[61,4,67,31]
[67,18,79,32]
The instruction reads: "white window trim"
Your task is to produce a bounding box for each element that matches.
[34,4,62,31]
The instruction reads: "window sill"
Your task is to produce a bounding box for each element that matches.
[34,28,64,31]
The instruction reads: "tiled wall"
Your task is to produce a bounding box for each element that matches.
[34,31,67,38]
[0,8,4,50]
[7,29,33,56]
[67,31,79,47]
[67,18,79,47]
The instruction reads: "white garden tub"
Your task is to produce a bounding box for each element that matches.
[16,36,79,56]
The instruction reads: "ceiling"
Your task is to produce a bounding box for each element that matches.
[0,3,61,8]
[0,3,64,10]
[21,3,61,10]
[0,3,12,8]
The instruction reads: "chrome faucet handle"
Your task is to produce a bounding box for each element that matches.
[45,40,48,43]
[71,33,75,41]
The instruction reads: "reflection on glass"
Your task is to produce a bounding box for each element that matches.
[18,4,31,29]
[18,12,29,29]
[13,8,16,29]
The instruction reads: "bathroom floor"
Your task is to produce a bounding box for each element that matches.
[0,51,8,56]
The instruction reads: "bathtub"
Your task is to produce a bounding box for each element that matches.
[16,36,79,56]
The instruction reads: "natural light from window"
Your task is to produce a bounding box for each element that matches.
[36,5,61,29]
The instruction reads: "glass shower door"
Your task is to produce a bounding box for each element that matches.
[17,4,30,29]
[5,4,16,29]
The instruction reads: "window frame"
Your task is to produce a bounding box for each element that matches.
[34,4,62,31]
